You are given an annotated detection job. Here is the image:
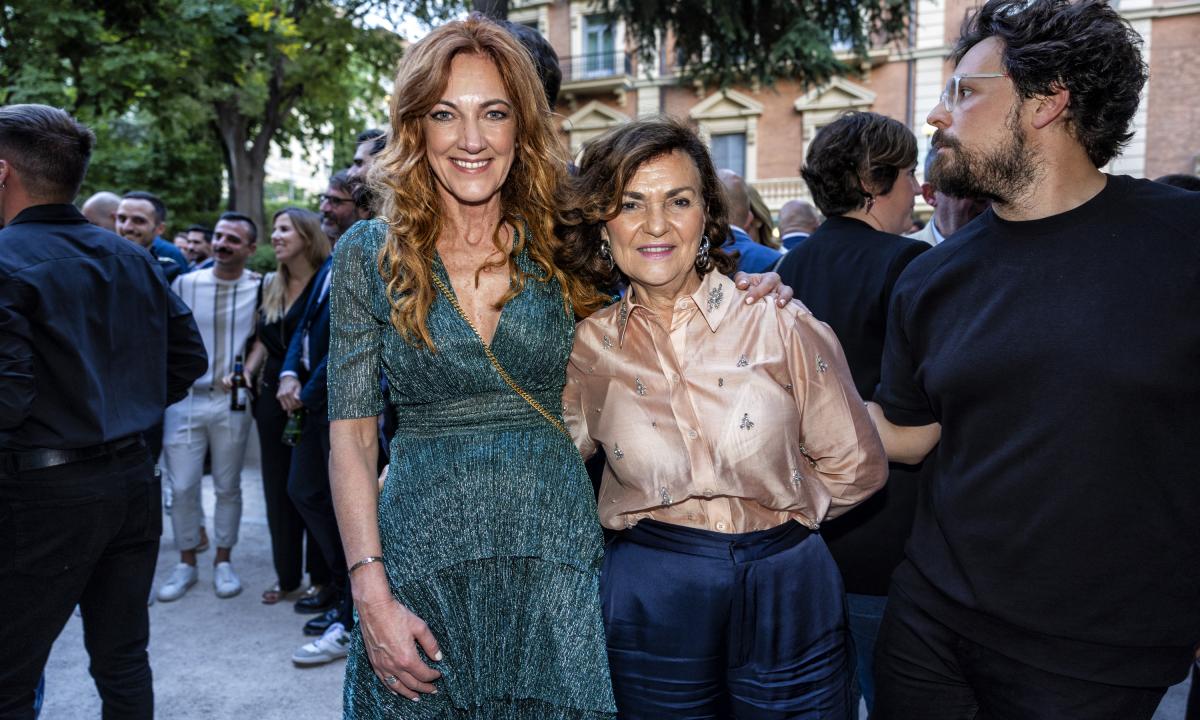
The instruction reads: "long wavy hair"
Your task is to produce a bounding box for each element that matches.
[369,14,608,350]
[261,208,329,324]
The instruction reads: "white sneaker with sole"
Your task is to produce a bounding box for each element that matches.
[156,563,198,602]
[213,561,242,598]
[292,622,350,666]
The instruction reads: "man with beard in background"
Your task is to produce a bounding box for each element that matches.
[865,0,1200,717]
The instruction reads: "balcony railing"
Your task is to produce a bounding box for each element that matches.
[560,50,633,84]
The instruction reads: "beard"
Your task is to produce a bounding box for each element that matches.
[929,106,1038,206]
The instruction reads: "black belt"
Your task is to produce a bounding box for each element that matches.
[0,434,146,474]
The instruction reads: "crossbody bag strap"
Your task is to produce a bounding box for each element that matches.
[430,272,572,441]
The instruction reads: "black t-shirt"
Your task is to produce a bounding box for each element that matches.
[777,216,929,595]
[876,175,1200,686]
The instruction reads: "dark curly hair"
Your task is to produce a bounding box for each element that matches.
[556,116,735,294]
[800,111,917,217]
[954,0,1147,168]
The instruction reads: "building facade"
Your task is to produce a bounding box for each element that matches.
[509,0,1200,214]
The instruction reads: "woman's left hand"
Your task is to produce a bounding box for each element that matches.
[734,271,793,306]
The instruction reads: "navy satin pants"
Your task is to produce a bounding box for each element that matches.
[601,519,852,720]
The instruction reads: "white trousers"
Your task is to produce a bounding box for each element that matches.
[162,388,253,551]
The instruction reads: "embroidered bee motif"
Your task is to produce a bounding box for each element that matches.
[816,355,828,373]
[635,377,647,396]
[612,443,624,459]
[618,303,629,329]
[799,443,817,467]
[737,355,749,367]
[602,335,613,350]
[660,487,672,506]
[740,414,755,430]
[718,378,724,387]
[792,469,803,485]
[784,384,793,391]
[707,284,725,313]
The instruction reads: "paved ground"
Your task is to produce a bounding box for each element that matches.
[39,440,1194,718]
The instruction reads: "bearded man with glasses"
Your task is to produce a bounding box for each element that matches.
[318,171,367,243]
[864,0,1200,717]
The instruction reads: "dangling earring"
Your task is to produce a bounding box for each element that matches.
[864,195,875,213]
[695,235,710,270]
[599,237,615,271]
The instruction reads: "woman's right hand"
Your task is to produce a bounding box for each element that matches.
[355,584,443,700]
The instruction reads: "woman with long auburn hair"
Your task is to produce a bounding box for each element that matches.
[326,14,788,718]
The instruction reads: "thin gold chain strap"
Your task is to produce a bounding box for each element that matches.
[430,272,572,441]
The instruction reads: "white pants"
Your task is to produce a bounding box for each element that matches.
[162,388,253,551]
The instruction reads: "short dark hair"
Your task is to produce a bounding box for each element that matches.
[122,191,168,224]
[0,104,95,201]
[327,170,353,197]
[801,111,917,217]
[356,128,387,156]
[556,116,735,291]
[185,224,212,242]
[1154,174,1200,192]
[216,211,257,243]
[953,0,1147,168]
[500,21,562,108]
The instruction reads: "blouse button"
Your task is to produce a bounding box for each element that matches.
[715,521,727,531]
[703,488,714,497]
[687,430,698,439]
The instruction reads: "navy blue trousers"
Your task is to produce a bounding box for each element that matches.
[601,519,852,720]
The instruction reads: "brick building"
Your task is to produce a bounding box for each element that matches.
[509,0,1200,214]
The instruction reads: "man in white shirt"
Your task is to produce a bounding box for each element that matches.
[157,212,261,602]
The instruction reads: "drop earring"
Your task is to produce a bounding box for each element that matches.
[694,235,710,269]
[599,237,614,271]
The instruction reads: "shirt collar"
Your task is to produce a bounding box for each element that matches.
[6,203,87,227]
[929,218,946,245]
[616,271,735,345]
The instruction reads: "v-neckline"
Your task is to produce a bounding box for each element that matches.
[433,229,522,350]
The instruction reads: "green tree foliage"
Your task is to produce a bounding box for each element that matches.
[374,0,910,89]
[612,0,911,88]
[0,0,402,233]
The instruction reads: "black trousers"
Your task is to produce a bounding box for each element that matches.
[254,389,330,591]
[0,445,159,720]
[873,584,1168,720]
[286,412,351,627]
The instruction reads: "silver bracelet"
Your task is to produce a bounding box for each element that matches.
[348,555,384,574]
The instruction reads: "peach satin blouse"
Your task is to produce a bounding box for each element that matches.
[563,271,887,534]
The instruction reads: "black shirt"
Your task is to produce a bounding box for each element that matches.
[0,204,207,451]
[777,215,929,595]
[876,175,1200,686]
[257,273,317,393]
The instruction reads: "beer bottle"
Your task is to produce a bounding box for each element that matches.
[230,354,248,412]
[282,408,305,447]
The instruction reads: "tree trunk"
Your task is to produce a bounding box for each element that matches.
[229,157,267,238]
[473,0,508,20]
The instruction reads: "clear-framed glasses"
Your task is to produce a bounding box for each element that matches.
[939,72,1007,111]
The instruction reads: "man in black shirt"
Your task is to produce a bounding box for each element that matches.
[867,1,1200,718]
[0,104,206,718]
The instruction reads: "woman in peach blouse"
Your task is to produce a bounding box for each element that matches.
[558,117,889,719]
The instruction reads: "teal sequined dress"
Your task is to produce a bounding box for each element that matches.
[328,220,616,719]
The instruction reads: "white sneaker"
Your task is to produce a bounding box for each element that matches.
[291,622,350,666]
[157,563,198,602]
[213,561,242,598]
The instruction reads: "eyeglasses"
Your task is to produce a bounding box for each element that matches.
[939,73,1007,112]
[318,194,353,207]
